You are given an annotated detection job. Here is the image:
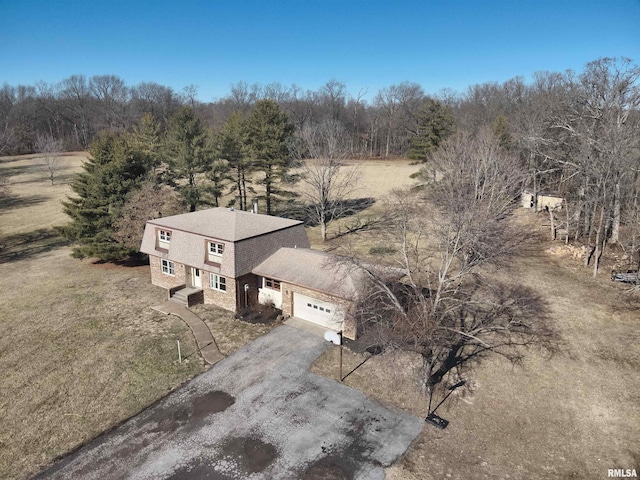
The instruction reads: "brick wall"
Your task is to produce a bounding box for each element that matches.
[202,269,237,311]
[149,255,186,291]
[280,283,357,340]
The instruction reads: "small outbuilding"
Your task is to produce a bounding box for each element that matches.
[521,189,564,212]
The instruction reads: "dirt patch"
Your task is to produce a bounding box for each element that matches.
[191,391,235,419]
[219,436,278,474]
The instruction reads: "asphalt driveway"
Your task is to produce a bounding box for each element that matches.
[37,325,423,479]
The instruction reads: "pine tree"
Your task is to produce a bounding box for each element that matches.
[244,100,296,215]
[58,131,153,260]
[164,106,209,212]
[408,98,456,162]
[215,112,252,210]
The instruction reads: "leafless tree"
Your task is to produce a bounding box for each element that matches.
[35,134,63,184]
[113,182,186,251]
[295,119,361,241]
[346,129,555,403]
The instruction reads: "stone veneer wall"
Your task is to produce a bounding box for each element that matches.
[280,283,356,340]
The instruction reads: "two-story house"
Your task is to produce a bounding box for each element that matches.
[140,207,361,338]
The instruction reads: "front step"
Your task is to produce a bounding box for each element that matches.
[169,287,203,307]
[170,292,188,306]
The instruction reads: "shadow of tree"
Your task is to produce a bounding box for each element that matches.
[0,228,69,264]
[0,164,36,179]
[0,193,49,212]
[275,197,376,226]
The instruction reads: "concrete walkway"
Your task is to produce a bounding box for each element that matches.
[152,301,224,365]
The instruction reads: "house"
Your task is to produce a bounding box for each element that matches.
[140,207,370,339]
[140,207,310,312]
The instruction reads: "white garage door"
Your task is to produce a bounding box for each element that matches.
[293,293,344,330]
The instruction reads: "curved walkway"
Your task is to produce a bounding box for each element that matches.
[152,301,224,365]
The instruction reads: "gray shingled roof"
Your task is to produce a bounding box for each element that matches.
[145,208,303,241]
[252,248,406,299]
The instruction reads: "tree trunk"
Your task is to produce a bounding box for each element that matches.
[320,211,327,241]
[592,205,606,277]
[611,181,621,243]
[549,209,556,240]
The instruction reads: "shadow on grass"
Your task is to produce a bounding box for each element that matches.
[0,228,69,264]
[275,197,376,226]
[0,193,49,212]
[0,163,35,178]
[91,254,150,268]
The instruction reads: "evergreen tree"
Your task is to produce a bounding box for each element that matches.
[58,131,153,260]
[215,113,252,210]
[127,113,163,167]
[244,99,296,215]
[408,98,456,162]
[164,106,209,212]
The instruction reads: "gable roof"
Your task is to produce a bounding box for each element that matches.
[146,207,303,242]
[252,248,406,300]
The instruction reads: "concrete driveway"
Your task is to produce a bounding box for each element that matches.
[37,325,423,479]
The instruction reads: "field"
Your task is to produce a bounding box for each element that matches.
[1,153,638,479]
[0,154,270,479]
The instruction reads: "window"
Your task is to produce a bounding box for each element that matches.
[158,230,171,243]
[264,278,281,291]
[207,241,224,263]
[161,259,175,275]
[208,242,224,256]
[210,274,227,292]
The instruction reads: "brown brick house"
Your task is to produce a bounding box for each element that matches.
[140,208,310,312]
[140,207,402,340]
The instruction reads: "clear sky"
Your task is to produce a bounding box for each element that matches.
[1,0,638,102]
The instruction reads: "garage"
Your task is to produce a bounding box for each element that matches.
[292,292,344,331]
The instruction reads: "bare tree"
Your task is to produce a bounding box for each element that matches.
[35,134,63,185]
[347,129,555,404]
[113,182,186,251]
[296,119,361,241]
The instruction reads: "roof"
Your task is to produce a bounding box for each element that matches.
[252,248,406,300]
[145,207,304,242]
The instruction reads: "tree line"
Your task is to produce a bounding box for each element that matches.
[0,75,454,158]
[4,57,638,271]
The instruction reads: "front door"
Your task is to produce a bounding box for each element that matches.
[190,267,202,289]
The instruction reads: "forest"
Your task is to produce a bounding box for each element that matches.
[1,56,639,272]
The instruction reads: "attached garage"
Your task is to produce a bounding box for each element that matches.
[293,293,344,331]
[253,247,396,340]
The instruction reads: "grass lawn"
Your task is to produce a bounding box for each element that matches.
[1,152,638,479]
[310,211,640,479]
[0,153,265,479]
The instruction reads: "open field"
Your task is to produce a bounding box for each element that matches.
[1,152,639,479]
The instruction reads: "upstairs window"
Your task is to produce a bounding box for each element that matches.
[158,230,171,247]
[207,241,224,262]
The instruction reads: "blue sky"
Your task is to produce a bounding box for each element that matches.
[1,0,638,102]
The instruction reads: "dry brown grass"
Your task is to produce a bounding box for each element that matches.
[191,304,277,356]
[311,209,640,479]
[3,152,638,479]
[0,154,211,478]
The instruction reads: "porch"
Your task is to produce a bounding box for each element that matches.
[169,285,204,307]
